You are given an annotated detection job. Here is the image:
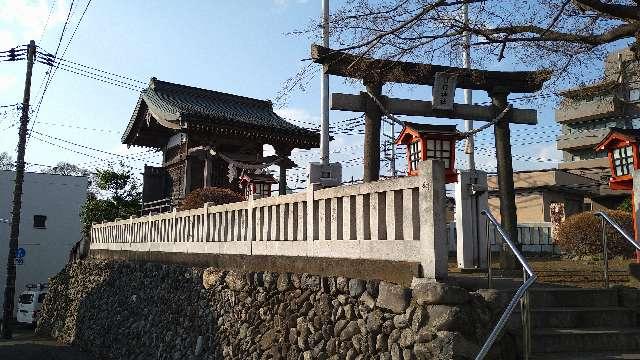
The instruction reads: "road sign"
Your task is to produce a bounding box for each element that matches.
[16,247,25,258]
[15,258,23,265]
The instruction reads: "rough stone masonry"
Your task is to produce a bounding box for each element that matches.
[36,259,517,360]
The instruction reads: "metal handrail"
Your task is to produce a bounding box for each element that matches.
[594,211,640,288]
[476,210,537,360]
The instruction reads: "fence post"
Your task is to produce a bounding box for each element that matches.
[307,183,321,256]
[204,202,210,243]
[417,160,447,279]
[247,195,256,254]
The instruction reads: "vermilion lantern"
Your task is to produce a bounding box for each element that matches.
[596,128,640,261]
[395,122,462,183]
[240,172,278,197]
[596,128,640,190]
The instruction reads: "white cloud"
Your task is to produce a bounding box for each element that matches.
[0,0,69,46]
[0,73,17,93]
[272,0,310,8]
[275,107,320,128]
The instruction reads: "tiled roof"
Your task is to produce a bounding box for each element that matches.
[403,122,458,134]
[122,78,320,148]
[609,127,640,139]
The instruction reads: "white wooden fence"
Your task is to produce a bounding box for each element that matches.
[446,222,558,254]
[91,161,448,278]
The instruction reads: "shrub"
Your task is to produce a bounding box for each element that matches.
[555,210,634,258]
[179,187,246,211]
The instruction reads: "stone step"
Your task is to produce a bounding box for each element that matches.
[531,352,640,359]
[530,307,636,329]
[529,288,619,308]
[532,328,640,353]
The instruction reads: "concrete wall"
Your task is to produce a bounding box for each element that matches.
[488,190,585,223]
[0,171,87,316]
[489,193,545,223]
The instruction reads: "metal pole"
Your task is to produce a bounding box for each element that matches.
[320,0,330,165]
[486,219,492,288]
[2,40,35,339]
[602,217,609,288]
[462,0,475,170]
[390,121,396,177]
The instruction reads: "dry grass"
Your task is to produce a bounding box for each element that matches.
[448,256,640,288]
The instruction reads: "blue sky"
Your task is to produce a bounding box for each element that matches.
[0,0,621,190]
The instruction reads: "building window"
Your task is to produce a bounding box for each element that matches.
[255,183,271,197]
[613,146,634,176]
[409,141,421,171]
[425,139,451,168]
[33,215,47,229]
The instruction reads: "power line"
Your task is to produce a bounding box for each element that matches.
[36,56,143,91]
[57,0,93,63]
[29,0,76,133]
[29,130,157,161]
[30,121,120,133]
[39,0,57,42]
[37,48,145,85]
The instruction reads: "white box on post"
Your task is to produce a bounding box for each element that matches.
[455,170,488,270]
[308,162,342,188]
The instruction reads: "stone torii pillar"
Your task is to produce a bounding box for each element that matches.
[363,79,383,182]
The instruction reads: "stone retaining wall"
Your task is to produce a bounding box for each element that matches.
[37,259,516,360]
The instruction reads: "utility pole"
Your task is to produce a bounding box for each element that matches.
[462,0,475,170]
[2,40,35,339]
[320,0,330,165]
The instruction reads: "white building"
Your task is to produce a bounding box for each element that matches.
[0,171,87,316]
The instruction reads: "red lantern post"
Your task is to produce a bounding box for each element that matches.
[596,128,640,262]
[395,123,462,183]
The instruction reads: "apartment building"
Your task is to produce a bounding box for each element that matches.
[555,47,640,208]
[0,171,87,316]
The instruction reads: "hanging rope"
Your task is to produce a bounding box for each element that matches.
[365,88,404,126]
[364,89,513,138]
[210,150,283,182]
[458,104,513,138]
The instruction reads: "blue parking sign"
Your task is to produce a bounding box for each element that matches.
[16,248,25,258]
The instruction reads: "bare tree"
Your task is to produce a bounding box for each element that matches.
[44,162,91,177]
[279,0,640,103]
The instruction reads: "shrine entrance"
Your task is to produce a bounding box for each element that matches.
[311,45,551,267]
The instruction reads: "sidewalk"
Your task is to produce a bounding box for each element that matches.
[0,325,92,360]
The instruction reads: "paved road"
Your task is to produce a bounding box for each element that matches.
[0,325,93,360]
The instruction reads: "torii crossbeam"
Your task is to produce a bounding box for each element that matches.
[311,44,551,266]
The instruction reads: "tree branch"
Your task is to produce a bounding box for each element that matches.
[468,22,638,46]
[573,0,640,20]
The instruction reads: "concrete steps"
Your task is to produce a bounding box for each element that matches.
[531,352,640,359]
[529,288,640,356]
[531,307,635,328]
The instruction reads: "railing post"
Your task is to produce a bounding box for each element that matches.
[172,208,178,243]
[521,269,531,360]
[307,183,321,255]
[203,203,210,243]
[247,195,256,253]
[486,219,493,289]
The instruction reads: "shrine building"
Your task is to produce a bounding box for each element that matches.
[122,78,320,211]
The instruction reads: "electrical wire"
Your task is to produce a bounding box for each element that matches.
[29,0,76,134]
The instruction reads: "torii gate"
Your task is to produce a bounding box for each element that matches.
[311,45,551,266]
